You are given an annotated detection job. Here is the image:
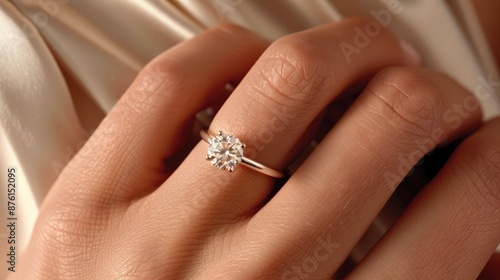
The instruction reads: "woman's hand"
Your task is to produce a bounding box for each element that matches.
[15,18,499,279]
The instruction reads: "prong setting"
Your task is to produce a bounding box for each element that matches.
[206,131,244,172]
[200,129,285,178]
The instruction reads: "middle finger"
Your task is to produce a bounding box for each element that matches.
[235,67,482,278]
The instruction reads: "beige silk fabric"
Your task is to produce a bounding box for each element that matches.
[0,1,499,276]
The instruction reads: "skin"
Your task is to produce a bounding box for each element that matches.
[12,18,500,279]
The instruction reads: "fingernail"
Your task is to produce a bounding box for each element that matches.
[398,39,421,66]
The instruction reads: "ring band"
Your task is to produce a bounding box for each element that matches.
[200,129,285,178]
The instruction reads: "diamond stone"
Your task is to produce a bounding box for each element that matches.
[206,131,244,172]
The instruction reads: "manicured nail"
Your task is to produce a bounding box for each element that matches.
[398,39,421,66]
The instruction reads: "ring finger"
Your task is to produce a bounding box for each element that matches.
[153,17,421,220]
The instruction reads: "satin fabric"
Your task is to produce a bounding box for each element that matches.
[1,1,499,272]
[0,2,81,267]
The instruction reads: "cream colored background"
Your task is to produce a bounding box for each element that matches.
[0,1,499,278]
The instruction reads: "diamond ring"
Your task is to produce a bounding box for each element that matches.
[200,129,285,178]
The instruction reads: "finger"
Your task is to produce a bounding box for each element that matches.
[46,24,268,206]
[155,17,419,222]
[222,68,482,278]
[348,118,500,280]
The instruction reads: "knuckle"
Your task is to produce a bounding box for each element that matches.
[123,58,191,115]
[147,56,189,91]
[251,35,334,109]
[367,67,444,139]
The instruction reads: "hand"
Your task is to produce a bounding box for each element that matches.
[15,18,499,279]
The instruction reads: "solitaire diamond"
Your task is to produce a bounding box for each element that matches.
[206,131,245,172]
